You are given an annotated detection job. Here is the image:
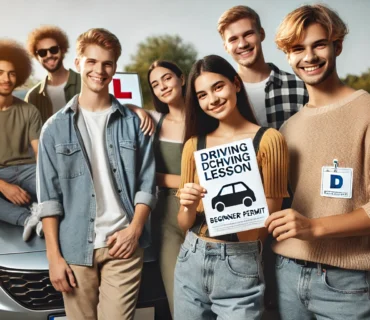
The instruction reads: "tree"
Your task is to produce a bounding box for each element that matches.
[342,69,370,93]
[125,35,197,109]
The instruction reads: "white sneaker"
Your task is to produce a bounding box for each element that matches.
[23,203,40,241]
[36,220,44,238]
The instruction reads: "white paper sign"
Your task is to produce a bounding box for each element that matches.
[194,138,269,237]
[108,72,143,107]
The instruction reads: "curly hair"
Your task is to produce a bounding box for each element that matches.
[275,4,348,53]
[27,25,69,58]
[0,39,32,87]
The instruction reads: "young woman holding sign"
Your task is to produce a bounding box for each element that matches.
[175,55,289,320]
[147,60,186,317]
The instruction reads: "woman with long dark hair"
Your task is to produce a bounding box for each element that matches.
[175,55,289,319]
[147,60,186,317]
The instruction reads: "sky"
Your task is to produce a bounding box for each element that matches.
[1,0,369,81]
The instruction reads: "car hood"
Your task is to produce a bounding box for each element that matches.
[0,221,46,255]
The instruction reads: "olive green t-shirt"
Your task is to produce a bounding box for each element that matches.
[0,97,42,167]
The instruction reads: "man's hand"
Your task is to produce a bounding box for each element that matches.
[49,256,76,293]
[265,208,317,241]
[0,181,31,205]
[107,225,141,259]
[135,108,155,136]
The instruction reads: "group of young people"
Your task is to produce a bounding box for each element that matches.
[0,3,369,320]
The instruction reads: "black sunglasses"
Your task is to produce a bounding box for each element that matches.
[36,45,60,58]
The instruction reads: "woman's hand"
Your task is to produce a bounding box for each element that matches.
[179,183,206,212]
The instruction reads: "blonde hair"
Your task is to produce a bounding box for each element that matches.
[218,5,262,39]
[275,4,348,53]
[0,39,32,87]
[27,25,69,57]
[76,28,121,62]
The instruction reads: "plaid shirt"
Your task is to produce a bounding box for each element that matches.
[264,63,308,129]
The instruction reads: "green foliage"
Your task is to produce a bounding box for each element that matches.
[342,69,370,92]
[125,35,197,109]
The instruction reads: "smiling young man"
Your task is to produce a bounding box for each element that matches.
[218,6,308,129]
[25,26,81,123]
[265,4,370,319]
[37,28,156,319]
[0,39,43,241]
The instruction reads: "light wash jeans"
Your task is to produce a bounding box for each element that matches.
[276,255,370,320]
[174,231,265,320]
[0,164,36,226]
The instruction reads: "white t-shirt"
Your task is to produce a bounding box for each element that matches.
[80,106,129,249]
[243,78,269,127]
[46,82,67,114]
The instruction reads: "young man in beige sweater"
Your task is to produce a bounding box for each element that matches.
[265,4,370,320]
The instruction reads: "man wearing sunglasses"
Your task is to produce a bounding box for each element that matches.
[25,25,81,123]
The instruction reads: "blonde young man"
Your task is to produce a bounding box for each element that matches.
[265,4,370,320]
[37,28,156,319]
[25,26,81,123]
[0,39,42,241]
[218,6,308,129]
[25,26,154,134]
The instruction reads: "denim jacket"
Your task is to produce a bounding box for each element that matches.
[37,94,157,266]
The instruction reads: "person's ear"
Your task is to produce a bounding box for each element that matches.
[75,57,81,72]
[334,40,343,56]
[223,37,231,54]
[234,76,241,92]
[259,27,266,42]
[180,74,185,86]
[286,52,292,66]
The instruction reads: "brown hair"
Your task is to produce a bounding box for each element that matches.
[27,25,69,58]
[147,60,186,114]
[0,39,32,87]
[76,28,122,63]
[218,5,262,39]
[275,4,348,53]
[184,55,257,143]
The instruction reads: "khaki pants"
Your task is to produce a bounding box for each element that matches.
[62,247,144,320]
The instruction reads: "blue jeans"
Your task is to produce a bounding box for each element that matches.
[0,164,36,226]
[174,232,265,320]
[276,255,370,320]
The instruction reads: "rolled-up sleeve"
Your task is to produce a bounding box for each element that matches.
[133,120,157,210]
[37,124,63,218]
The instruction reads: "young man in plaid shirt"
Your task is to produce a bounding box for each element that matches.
[218,5,308,129]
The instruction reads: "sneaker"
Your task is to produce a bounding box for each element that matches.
[23,203,40,241]
[36,220,44,238]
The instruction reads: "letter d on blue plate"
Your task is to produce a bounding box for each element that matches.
[330,174,343,189]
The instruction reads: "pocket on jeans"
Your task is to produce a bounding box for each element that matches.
[177,244,191,262]
[275,255,288,269]
[226,253,259,278]
[322,269,369,294]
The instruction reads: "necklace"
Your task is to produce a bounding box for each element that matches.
[166,116,185,123]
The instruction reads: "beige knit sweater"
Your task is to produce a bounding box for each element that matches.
[273,90,370,270]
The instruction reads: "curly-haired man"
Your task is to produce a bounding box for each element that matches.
[0,39,43,241]
[25,25,155,134]
[25,25,81,122]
